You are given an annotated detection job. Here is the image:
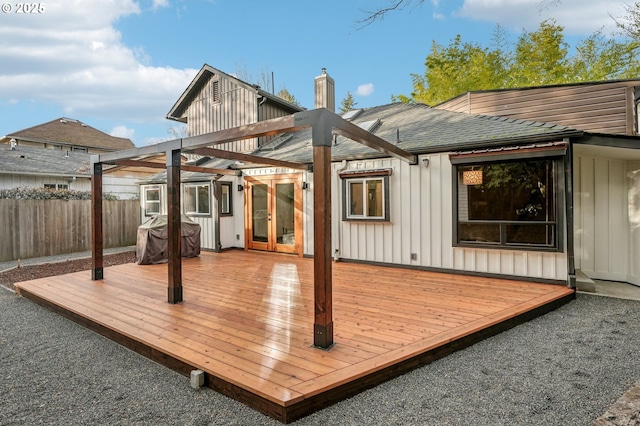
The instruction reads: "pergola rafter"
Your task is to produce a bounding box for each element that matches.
[91,108,416,349]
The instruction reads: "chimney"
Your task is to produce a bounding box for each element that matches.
[314,68,335,112]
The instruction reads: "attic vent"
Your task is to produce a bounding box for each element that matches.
[212,80,220,103]
[342,109,363,120]
[357,119,381,133]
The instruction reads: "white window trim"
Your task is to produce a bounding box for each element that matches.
[184,182,211,216]
[143,185,162,216]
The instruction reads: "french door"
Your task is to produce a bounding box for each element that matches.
[245,175,303,256]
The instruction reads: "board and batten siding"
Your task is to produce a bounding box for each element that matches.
[437,81,638,136]
[186,76,259,153]
[574,153,640,284]
[323,155,567,281]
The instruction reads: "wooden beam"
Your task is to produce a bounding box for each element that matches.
[181,114,306,151]
[114,159,165,169]
[332,116,417,164]
[167,149,183,304]
[91,162,103,280]
[182,165,238,175]
[312,124,334,349]
[112,159,237,175]
[193,147,307,170]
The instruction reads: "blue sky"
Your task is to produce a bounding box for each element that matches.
[0,0,630,146]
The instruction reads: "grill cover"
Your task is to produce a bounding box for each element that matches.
[135,214,201,265]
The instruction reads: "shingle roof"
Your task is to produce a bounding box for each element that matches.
[140,102,584,182]
[252,102,582,164]
[0,145,91,177]
[4,118,134,151]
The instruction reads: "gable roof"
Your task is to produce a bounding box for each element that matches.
[0,144,91,177]
[167,64,304,122]
[3,118,134,151]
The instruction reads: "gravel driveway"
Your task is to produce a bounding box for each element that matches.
[1,286,638,425]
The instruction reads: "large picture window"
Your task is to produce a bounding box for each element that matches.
[184,183,210,216]
[341,171,390,221]
[455,158,559,250]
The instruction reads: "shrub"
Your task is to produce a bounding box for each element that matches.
[0,187,118,200]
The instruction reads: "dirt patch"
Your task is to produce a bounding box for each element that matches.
[0,251,136,291]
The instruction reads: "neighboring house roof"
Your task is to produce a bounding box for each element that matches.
[0,144,91,177]
[2,117,134,151]
[167,64,304,122]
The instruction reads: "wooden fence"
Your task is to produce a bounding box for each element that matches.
[0,199,140,262]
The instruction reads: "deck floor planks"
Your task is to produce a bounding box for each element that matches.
[15,250,574,422]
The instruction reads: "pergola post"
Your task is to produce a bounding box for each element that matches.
[91,161,103,280]
[167,148,183,303]
[312,118,334,349]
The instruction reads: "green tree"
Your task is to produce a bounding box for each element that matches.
[510,20,569,86]
[276,87,301,107]
[339,91,358,113]
[613,1,640,39]
[396,19,640,105]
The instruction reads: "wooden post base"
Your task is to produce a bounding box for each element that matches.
[168,287,183,304]
[313,322,334,349]
[91,268,103,281]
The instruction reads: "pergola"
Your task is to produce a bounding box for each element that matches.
[90,108,417,349]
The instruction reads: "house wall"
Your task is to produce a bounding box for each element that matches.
[186,76,259,153]
[574,153,640,284]
[437,81,638,136]
[321,155,568,282]
[0,173,138,200]
[0,174,91,191]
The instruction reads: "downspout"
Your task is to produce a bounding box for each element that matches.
[333,160,349,261]
[257,94,267,147]
[564,138,576,288]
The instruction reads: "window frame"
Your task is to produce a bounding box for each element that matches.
[341,170,391,222]
[183,182,211,217]
[44,183,69,190]
[143,185,161,217]
[218,181,233,216]
[452,153,564,252]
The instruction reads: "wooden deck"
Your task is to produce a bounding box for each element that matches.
[15,250,574,423]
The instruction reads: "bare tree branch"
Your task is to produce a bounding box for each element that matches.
[356,0,420,29]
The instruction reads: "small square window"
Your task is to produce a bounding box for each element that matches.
[184,183,211,216]
[143,185,161,216]
[342,174,390,221]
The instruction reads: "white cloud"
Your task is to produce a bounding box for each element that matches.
[456,0,628,35]
[356,83,375,96]
[110,125,135,139]
[0,0,197,123]
[152,0,169,10]
[433,12,445,21]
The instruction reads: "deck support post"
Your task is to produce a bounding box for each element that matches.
[167,148,183,303]
[91,161,103,280]
[312,118,334,349]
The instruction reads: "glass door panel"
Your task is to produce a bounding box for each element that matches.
[275,182,295,247]
[251,183,269,243]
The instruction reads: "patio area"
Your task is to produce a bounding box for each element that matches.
[15,250,574,423]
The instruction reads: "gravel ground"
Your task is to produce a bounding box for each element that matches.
[1,285,638,426]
